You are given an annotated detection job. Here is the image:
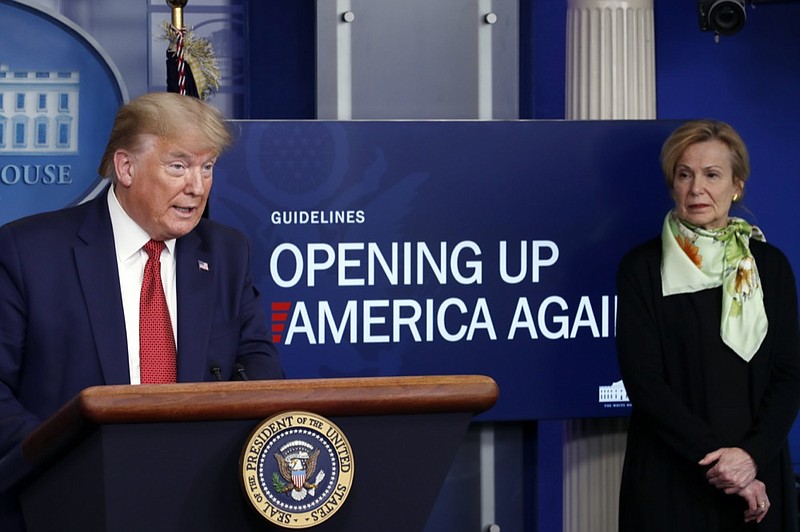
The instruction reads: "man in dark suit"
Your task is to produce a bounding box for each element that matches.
[0,92,283,529]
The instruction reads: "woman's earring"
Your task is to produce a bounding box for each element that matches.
[732,193,739,202]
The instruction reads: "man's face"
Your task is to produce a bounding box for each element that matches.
[114,134,218,241]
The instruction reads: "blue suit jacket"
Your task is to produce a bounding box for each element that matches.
[0,192,283,462]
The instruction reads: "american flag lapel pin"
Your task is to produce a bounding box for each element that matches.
[198,260,209,272]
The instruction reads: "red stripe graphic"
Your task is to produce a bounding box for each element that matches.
[271,302,292,344]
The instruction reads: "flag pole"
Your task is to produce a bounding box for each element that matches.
[168,0,187,30]
[167,0,188,95]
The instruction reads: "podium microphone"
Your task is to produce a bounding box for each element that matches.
[232,363,249,381]
[210,366,223,381]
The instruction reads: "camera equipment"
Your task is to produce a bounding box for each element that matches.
[698,0,747,36]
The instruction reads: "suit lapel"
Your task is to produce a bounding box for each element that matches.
[75,194,130,385]
[175,230,215,382]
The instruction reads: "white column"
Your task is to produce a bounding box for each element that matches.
[566,0,655,119]
[563,418,630,532]
[563,1,654,531]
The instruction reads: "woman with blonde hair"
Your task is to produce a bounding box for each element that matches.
[616,119,800,531]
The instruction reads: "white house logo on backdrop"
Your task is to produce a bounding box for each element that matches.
[0,63,79,155]
[599,380,630,409]
[0,0,126,227]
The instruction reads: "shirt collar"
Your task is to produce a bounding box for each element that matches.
[106,185,176,261]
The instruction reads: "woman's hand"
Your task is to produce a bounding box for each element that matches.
[738,479,770,523]
[698,447,757,494]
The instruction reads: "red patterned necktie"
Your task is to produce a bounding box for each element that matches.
[139,239,177,383]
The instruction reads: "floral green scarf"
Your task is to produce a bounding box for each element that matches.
[661,210,768,362]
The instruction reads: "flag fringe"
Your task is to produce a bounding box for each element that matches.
[161,21,221,100]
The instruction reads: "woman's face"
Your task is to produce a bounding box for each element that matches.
[671,139,743,230]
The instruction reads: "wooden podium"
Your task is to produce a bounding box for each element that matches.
[14,375,498,531]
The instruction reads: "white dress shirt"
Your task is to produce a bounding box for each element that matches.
[106,186,177,384]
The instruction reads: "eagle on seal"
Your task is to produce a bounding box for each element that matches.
[275,449,321,493]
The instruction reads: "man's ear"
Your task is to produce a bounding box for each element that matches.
[113,150,135,187]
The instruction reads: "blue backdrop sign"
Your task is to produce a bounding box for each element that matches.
[211,120,682,420]
[0,0,126,226]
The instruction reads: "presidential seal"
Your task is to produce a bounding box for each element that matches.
[240,411,354,528]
